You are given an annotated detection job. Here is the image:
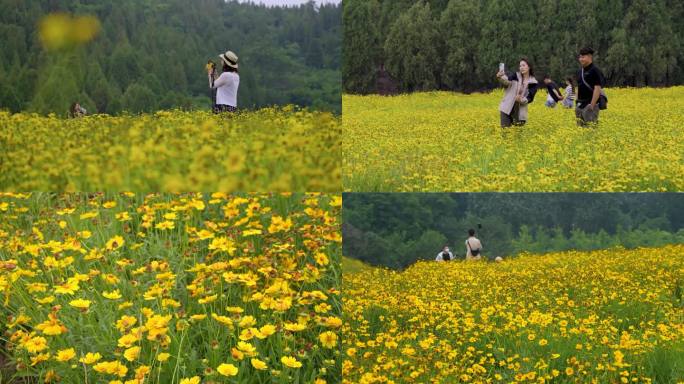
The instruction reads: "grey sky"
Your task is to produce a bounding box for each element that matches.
[238,0,340,6]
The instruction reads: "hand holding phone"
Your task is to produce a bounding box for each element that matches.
[497,63,505,78]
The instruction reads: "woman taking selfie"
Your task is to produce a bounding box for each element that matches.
[496,58,538,127]
[211,50,240,113]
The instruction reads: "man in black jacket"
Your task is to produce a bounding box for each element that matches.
[575,47,606,126]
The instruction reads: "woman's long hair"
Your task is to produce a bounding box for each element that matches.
[565,77,575,94]
[223,63,239,74]
[519,57,534,77]
[69,102,78,118]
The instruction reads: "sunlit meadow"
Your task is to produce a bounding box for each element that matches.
[0,192,341,383]
[343,87,684,192]
[0,108,341,192]
[343,247,684,383]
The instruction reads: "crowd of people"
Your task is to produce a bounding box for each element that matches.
[497,47,607,128]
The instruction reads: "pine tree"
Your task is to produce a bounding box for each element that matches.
[342,0,381,93]
[384,1,440,92]
[440,0,481,92]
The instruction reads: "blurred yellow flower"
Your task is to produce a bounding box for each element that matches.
[216,363,238,376]
[281,356,302,368]
[55,348,76,362]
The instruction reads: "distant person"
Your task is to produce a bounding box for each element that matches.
[435,246,454,262]
[206,60,218,111]
[69,102,87,118]
[562,77,575,109]
[543,75,563,108]
[465,229,482,261]
[575,47,606,126]
[211,50,240,113]
[496,58,539,127]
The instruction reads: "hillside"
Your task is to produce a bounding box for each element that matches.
[0,0,341,115]
[343,245,684,383]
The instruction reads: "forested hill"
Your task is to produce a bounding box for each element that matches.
[343,0,684,94]
[0,0,341,115]
[343,194,684,269]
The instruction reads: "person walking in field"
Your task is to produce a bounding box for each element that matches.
[562,77,576,109]
[435,246,454,262]
[496,58,539,127]
[465,229,482,261]
[211,50,240,113]
[575,47,606,126]
[543,75,564,108]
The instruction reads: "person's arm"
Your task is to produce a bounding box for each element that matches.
[436,253,442,261]
[520,83,538,105]
[212,73,230,89]
[589,85,601,109]
[497,71,512,87]
[554,87,563,100]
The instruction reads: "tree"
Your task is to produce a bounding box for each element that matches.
[30,57,81,116]
[440,0,481,92]
[122,82,156,113]
[342,0,381,93]
[384,1,441,92]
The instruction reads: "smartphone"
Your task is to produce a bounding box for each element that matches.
[499,63,505,72]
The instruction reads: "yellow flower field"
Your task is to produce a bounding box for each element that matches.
[343,247,684,383]
[0,107,341,192]
[343,87,684,192]
[0,192,341,383]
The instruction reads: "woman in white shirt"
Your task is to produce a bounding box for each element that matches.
[212,50,240,113]
[465,229,483,261]
[435,246,454,262]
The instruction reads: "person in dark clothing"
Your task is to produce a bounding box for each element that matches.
[543,75,563,108]
[575,47,606,126]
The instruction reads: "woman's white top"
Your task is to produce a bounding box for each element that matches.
[435,251,454,261]
[213,72,240,107]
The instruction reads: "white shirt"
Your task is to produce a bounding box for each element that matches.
[435,251,454,262]
[213,72,239,107]
[465,237,482,256]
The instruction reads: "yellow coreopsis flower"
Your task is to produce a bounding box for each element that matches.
[55,348,76,362]
[69,298,91,309]
[251,358,268,370]
[123,346,141,362]
[106,235,124,251]
[103,290,122,300]
[217,363,239,376]
[281,356,302,368]
[318,331,338,348]
[157,353,171,362]
[79,352,102,364]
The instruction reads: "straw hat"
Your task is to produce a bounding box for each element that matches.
[219,51,238,69]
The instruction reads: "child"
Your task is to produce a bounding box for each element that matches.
[562,77,575,109]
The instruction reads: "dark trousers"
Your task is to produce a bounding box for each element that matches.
[213,104,237,114]
[500,103,525,127]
